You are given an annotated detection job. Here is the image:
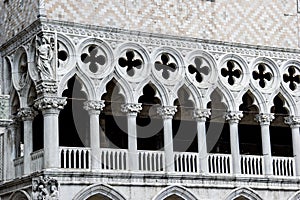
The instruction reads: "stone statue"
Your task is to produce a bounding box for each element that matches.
[36,36,54,80]
[32,176,59,200]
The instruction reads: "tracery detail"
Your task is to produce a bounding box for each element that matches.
[283,66,300,91]
[155,53,177,79]
[188,57,209,83]
[118,50,142,76]
[81,45,106,73]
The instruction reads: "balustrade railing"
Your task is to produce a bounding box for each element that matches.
[60,147,91,170]
[138,150,164,172]
[241,155,264,176]
[208,154,231,174]
[272,157,295,177]
[31,149,44,172]
[14,157,24,177]
[100,148,128,171]
[174,152,198,173]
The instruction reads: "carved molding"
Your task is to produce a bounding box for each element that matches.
[255,113,275,125]
[32,176,59,200]
[36,80,58,96]
[285,116,300,128]
[121,103,142,114]
[83,100,105,112]
[17,107,36,121]
[225,111,244,123]
[193,108,211,121]
[34,96,67,111]
[0,95,10,120]
[157,106,177,119]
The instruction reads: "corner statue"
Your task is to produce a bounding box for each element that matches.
[36,36,55,80]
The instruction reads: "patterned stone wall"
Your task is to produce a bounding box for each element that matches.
[43,0,300,48]
[0,0,39,43]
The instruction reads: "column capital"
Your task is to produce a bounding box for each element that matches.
[121,103,142,115]
[157,106,177,119]
[83,100,105,114]
[17,107,37,121]
[255,113,275,125]
[36,80,58,96]
[285,116,300,128]
[193,108,211,122]
[225,111,243,123]
[34,96,67,112]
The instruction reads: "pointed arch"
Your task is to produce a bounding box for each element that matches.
[73,184,126,200]
[8,190,30,200]
[224,187,262,200]
[58,68,95,100]
[288,191,300,200]
[153,185,197,200]
[172,83,198,109]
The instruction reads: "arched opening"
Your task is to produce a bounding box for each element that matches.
[173,87,197,153]
[136,83,163,150]
[100,79,127,149]
[239,91,261,155]
[86,194,112,200]
[164,194,184,200]
[234,196,250,200]
[3,57,12,94]
[270,94,292,157]
[207,89,230,154]
[11,91,23,158]
[59,75,89,147]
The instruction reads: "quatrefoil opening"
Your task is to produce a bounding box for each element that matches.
[81,45,106,73]
[283,66,300,91]
[252,64,272,88]
[188,57,210,83]
[221,60,241,85]
[118,50,142,77]
[155,53,177,79]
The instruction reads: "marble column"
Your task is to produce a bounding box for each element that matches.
[84,100,105,171]
[255,113,274,176]
[285,116,300,176]
[122,103,142,171]
[17,108,36,175]
[0,119,12,181]
[225,111,243,175]
[157,106,177,173]
[34,96,67,169]
[193,109,211,174]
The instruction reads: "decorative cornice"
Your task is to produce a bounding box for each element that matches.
[225,111,243,123]
[34,96,67,111]
[83,100,105,112]
[255,113,275,125]
[121,103,142,114]
[193,109,211,122]
[157,106,177,119]
[284,116,300,128]
[17,107,36,121]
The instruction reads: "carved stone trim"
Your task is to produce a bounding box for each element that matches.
[83,100,105,113]
[225,111,243,123]
[36,80,58,96]
[0,120,13,127]
[34,96,67,111]
[17,107,37,121]
[193,109,211,122]
[157,106,177,119]
[121,103,142,114]
[32,176,59,200]
[255,113,275,125]
[284,116,300,128]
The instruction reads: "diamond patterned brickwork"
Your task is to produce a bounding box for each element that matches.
[0,0,39,43]
[42,0,299,48]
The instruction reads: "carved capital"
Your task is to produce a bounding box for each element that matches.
[0,95,10,120]
[157,106,177,119]
[36,80,58,96]
[285,116,300,128]
[121,103,142,115]
[0,120,13,127]
[255,113,275,125]
[34,96,67,111]
[17,107,36,121]
[225,111,243,123]
[193,108,211,122]
[32,176,59,200]
[83,100,105,114]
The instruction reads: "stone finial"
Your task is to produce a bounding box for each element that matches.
[32,176,59,200]
[34,96,67,111]
[121,103,142,114]
[17,107,37,121]
[193,108,211,122]
[157,106,177,119]
[284,116,300,128]
[83,100,105,112]
[225,111,243,123]
[255,113,275,125]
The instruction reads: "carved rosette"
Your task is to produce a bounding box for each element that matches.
[225,111,243,123]
[34,97,67,111]
[193,108,211,122]
[17,107,36,121]
[284,116,300,128]
[157,106,177,119]
[255,113,275,125]
[83,100,105,114]
[36,80,58,96]
[121,103,142,115]
[32,176,59,200]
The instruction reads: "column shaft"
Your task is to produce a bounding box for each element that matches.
[229,122,241,175]
[163,117,174,172]
[197,120,208,173]
[261,124,273,175]
[23,120,33,174]
[127,113,138,171]
[292,127,300,176]
[89,112,100,170]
